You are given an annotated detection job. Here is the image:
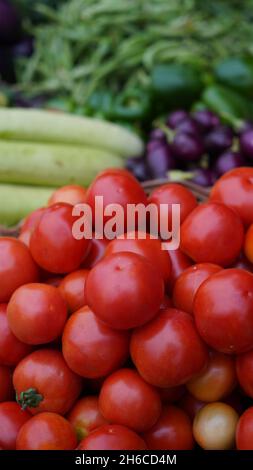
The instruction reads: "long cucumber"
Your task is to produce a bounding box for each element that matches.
[0,108,143,157]
[0,183,54,226]
[0,140,123,187]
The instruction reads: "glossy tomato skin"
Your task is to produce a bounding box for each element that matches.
[62,306,130,378]
[181,202,244,267]
[0,366,13,402]
[0,304,32,366]
[0,402,31,450]
[167,248,192,291]
[210,167,253,226]
[16,412,77,450]
[86,252,164,330]
[85,169,147,230]
[48,185,87,206]
[83,236,109,269]
[130,308,208,388]
[30,203,90,274]
[236,407,253,450]
[21,207,45,233]
[59,269,89,313]
[105,233,171,288]
[7,283,67,345]
[173,263,222,315]
[143,405,194,450]
[0,238,39,303]
[78,424,147,450]
[98,368,162,433]
[13,349,82,415]
[186,351,237,402]
[194,269,253,354]
[67,396,107,441]
[148,183,198,231]
[245,224,253,263]
[236,349,253,399]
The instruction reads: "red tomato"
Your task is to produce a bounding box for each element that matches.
[210,167,253,226]
[16,412,77,450]
[0,366,13,402]
[245,223,253,263]
[130,308,208,388]
[0,304,32,366]
[83,236,109,269]
[105,232,171,288]
[179,393,205,421]
[194,269,253,354]
[148,183,198,232]
[86,252,164,330]
[167,248,192,291]
[30,203,90,273]
[181,202,244,266]
[18,228,32,247]
[236,349,253,399]
[186,351,237,402]
[62,306,130,378]
[0,402,31,450]
[157,385,185,404]
[59,269,89,313]
[236,407,253,450]
[21,207,45,233]
[99,368,161,433]
[0,238,39,303]
[48,185,87,206]
[78,424,147,450]
[173,263,222,315]
[13,349,82,415]
[7,283,67,345]
[85,169,147,231]
[67,396,107,441]
[143,405,194,450]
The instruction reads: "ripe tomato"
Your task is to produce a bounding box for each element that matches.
[67,396,107,441]
[83,236,109,269]
[59,269,89,313]
[86,252,164,330]
[0,304,31,366]
[245,224,253,263]
[0,366,13,402]
[18,229,32,248]
[21,207,45,233]
[210,167,253,226]
[0,402,31,450]
[236,407,253,450]
[143,405,194,450]
[194,269,253,354]
[186,352,237,402]
[62,306,130,378]
[105,233,171,288]
[98,368,161,433]
[16,412,77,450]
[30,203,90,273]
[0,238,39,303]
[13,349,82,415]
[179,393,205,421]
[48,185,87,206]
[85,169,147,230]
[236,349,253,399]
[130,308,208,388]
[157,385,185,404]
[7,283,67,345]
[173,263,222,315]
[181,202,244,266]
[167,248,192,291]
[193,402,239,450]
[148,182,198,232]
[78,424,147,450]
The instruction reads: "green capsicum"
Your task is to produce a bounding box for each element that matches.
[202,84,253,122]
[214,57,253,97]
[109,88,151,122]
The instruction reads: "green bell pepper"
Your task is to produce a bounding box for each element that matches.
[202,84,253,121]
[109,89,151,122]
[214,57,253,97]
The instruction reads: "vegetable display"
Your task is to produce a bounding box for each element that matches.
[0,167,252,451]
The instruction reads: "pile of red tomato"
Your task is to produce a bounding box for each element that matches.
[0,167,253,451]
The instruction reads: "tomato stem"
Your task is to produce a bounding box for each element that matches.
[16,388,43,410]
